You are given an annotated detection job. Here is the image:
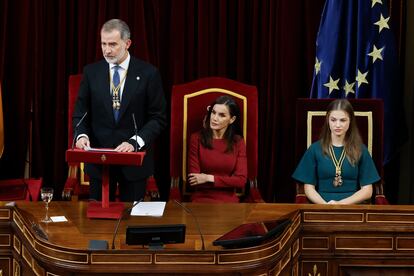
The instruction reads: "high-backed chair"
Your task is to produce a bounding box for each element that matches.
[170,77,263,202]
[0,82,42,201]
[294,98,388,204]
[63,74,159,200]
[0,178,42,201]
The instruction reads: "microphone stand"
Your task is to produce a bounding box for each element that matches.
[132,113,138,152]
[111,199,143,249]
[174,200,205,250]
[71,111,88,149]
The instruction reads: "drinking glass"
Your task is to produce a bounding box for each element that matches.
[41,187,54,223]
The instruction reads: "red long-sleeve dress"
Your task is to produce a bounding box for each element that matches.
[188,132,248,203]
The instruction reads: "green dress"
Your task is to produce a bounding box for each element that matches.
[292,140,380,202]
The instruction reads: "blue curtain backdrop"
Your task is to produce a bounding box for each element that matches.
[310,0,407,164]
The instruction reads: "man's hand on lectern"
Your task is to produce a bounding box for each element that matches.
[76,137,90,150]
[115,141,134,152]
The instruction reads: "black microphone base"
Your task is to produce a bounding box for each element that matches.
[88,240,109,250]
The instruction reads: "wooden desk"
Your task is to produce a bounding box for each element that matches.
[2,202,414,275]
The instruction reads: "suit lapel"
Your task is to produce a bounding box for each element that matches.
[97,62,114,123]
[119,58,140,120]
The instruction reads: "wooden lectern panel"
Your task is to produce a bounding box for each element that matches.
[66,149,145,166]
[65,149,146,219]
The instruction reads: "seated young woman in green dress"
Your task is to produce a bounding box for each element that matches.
[292,99,380,204]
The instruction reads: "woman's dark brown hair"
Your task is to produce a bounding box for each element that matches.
[320,99,362,165]
[200,95,242,152]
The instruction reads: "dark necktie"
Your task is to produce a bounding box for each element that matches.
[112,66,120,122]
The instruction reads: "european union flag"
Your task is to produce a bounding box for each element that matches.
[310,0,407,163]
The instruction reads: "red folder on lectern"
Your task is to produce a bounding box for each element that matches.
[66,149,145,219]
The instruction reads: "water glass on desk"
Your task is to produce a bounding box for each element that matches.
[40,187,53,223]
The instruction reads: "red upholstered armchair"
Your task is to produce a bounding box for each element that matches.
[0,178,42,201]
[169,77,263,202]
[63,74,159,200]
[0,83,42,201]
[294,98,388,205]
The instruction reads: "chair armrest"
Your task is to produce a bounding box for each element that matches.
[295,182,310,203]
[244,187,264,203]
[243,179,264,203]
[145,176,160,200]
[0,179,28,201]
[375,194,389,205]
[64,177,79,195]
[295,194,310,204]
[169,178,182,202]
[25,178,43,201]
[374,180,389,205]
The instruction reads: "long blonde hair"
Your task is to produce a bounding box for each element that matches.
[320,99,362,165]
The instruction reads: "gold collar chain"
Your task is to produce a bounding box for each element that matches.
[110,68,128,110]
[329,145,346,187]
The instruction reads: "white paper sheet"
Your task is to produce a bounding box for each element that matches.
[84,146,117,152]
[50,216,68,222]
[131,201,166,217]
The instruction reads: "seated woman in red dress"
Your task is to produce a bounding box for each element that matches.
[187,95,248,203]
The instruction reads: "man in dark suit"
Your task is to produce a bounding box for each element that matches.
[73,19,166,202]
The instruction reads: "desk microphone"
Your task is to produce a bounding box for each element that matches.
[174,200,205,250]
[132,113,138,152]
[71,111,88,149]
[111,199,143,249]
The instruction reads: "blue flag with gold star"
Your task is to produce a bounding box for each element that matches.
[310,0,406,163]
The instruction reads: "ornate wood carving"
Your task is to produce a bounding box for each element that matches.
[3,203,414,275]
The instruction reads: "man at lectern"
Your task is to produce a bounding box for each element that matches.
[73,19,167,202]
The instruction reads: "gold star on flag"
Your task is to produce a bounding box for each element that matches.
[356,70,369,88]
[323,76,340,94]
[315,57,322,75]
[343,80,355,96]
[368,45,384,63]
[374,14,390,33]
[371,0,382,8]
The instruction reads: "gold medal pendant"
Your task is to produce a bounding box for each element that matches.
[110,68,128,112]
[329,146,346,188]
[333,167,343,187]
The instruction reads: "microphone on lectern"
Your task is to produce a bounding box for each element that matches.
[174,200,206,250]
[132,113,138,152]
[111,199,143,249]
[71,111,88,149]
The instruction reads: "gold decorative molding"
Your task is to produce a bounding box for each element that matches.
[33,240,89,264]
[91,253,152,264]
[310,264,320,276]
[303,211,364,223]
[0,234,11,247]
[47,273,63,276]
[396,237,414,251]
[182,88,248,192]
[293,239,299,257]
[156,253,216,265]
[366,212,414,223]
[22,245,33,268]
[0,209,10,220]
[307,111,373,154]
[13,235,21,254]
[32,259,45,276]
[301,237,329,250]
[280,248,291,272]
[13,212,24,232]
[13,259,20,276]
[335,236,393,250]
[301,261,328,276]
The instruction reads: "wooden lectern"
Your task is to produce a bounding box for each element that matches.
[66,149,145,219]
